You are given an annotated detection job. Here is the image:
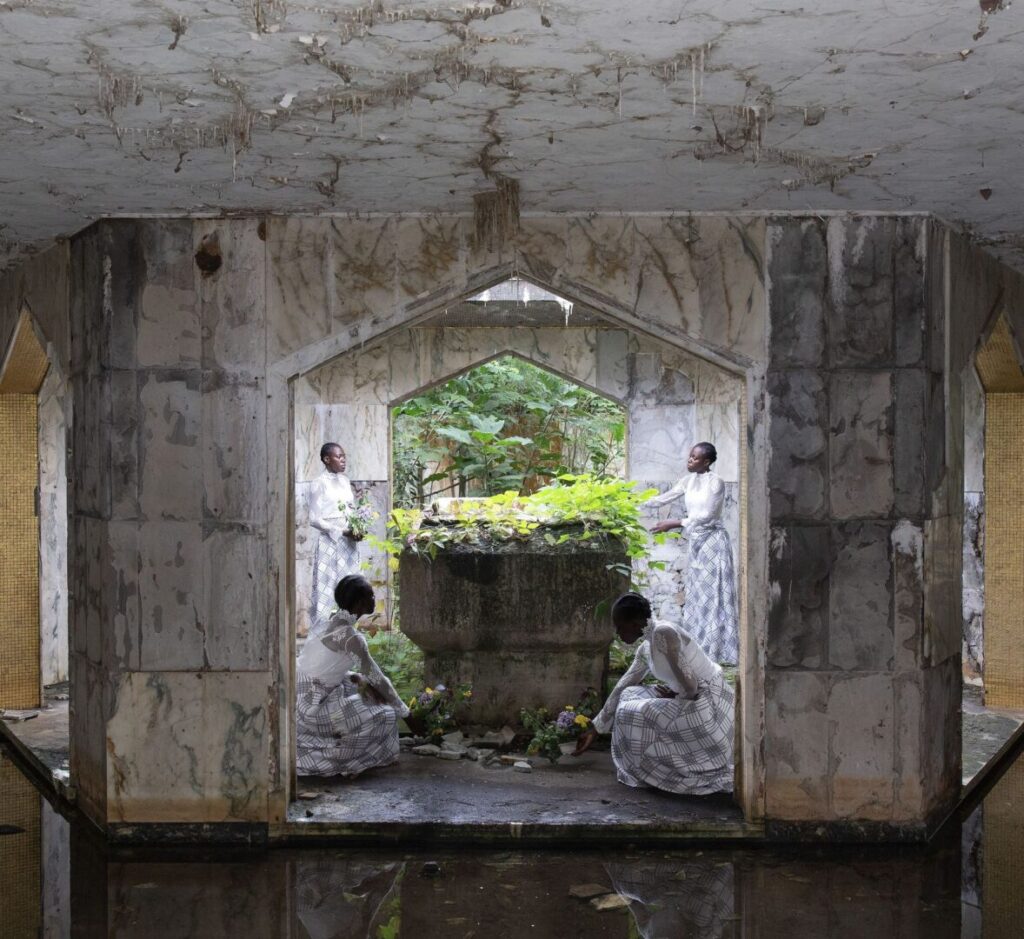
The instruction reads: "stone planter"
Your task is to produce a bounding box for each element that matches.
[399,526,630,726]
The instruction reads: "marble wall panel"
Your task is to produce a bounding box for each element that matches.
[767,370,828,520]
[893,671,924,816]
[137,370,202,521]
[767,219,827,369]
[71,370,110,519]
[892,520,924,672]
[201,373,267,524]
[394,215,467,306]
[962,492,984,675]
[828,672,895,820]
[69,655,108,822]
[514,216,572,289]
[137,521,205,671]
[923,514,962,667]
[105,671,270,823]
[595,328,629,400]
[893,369,927,518]
[201,527,268,670]
[962,366,985,492]
[329,218,397,332]
[315,404,388,480]
[136,223,199,369]
[893,217,927,368]
[829,522,893,670]
[921,657,961,811]
[827,217,896,367]
[196,219,266,372]
[629,216,766,364]
[694,399,742,483]
[829,370,894,519]
[104,521,141,672]
[313,340,389,406]
[628,350,696,407]
[108,370,140,519]
[265,218,332,363]
[768,525,829,669]
[0,242,71,374]
[764,670,830,818]
[628,405,695,482]
[38,364,69,685]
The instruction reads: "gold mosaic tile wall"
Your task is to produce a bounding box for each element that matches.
[984,753,1024,933]
[983,393,1024,709]
[0,394,41,709]
[0,753,41,935]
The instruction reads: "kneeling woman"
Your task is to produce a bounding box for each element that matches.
[296,575,410,777]
[574,593,734,795]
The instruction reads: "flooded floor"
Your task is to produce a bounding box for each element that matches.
[1,738,1023,937]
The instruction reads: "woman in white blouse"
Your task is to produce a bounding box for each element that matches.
[573,592,734,795]
[645,442,738,664]
[308,442,360,636]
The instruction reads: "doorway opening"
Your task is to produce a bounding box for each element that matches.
[0,310,67,717]
[289,276,750,835]
[961,313,1024,785]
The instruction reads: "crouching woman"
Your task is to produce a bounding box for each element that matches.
[574,592,734,795]
[296,574,410,778]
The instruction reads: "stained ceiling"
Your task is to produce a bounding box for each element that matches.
[1,0,1022,269]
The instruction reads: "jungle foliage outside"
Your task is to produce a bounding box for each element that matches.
[391,356,626,508]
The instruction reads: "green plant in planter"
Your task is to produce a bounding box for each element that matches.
[372,474,676,584]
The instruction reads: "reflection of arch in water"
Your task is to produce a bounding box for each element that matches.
[294,859,405,939]
[606,859,735,939]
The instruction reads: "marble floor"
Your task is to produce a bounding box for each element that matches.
[4,681,1023,838]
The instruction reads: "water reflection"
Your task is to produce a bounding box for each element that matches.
[4,746,1024,937]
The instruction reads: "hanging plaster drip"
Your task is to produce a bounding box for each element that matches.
[699,46,706,98]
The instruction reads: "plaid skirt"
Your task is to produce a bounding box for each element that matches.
[684,523,739,665]
[310,533,359,636]
[296,676,400,778]
[611,677,734,795]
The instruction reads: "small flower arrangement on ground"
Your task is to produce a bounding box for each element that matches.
[343,491,378,540]
[521,688,601,764]
[404,683,473,739]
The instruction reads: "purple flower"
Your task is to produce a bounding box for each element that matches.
[417,692,432,706]
[555,710,576,731]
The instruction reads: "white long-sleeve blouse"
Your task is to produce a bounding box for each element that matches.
[644,471,725,528]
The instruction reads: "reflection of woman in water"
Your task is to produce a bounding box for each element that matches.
[294,859,404,939]
[606,859,735,939]
[575,593,734,795]
[646,441,738,664]
[296,575,409,778]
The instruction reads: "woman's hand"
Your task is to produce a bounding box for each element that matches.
[573,727,599,757]
[349,673,386,705]
[343,528,365,542]
[650,519,682,534]
[654,684,677,699]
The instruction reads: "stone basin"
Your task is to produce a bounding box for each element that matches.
[399,525,629,726]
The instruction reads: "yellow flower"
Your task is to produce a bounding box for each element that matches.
[564,705,575,711]
[425,687,434,695]
[462,690,473,698]
[574,714,590,728]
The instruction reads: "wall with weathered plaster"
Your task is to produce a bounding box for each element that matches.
[293,322,743,635]
[54,211,991,836]
[962,366,985,679]
[763,215,964,831]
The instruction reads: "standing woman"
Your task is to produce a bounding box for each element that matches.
[646,442,738,665]
[309,442,360,636]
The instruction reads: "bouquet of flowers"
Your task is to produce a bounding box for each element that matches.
[404,682,473,738]
[343,491,377,540]
[521,688,601,764]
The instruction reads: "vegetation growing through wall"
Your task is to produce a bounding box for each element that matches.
[392,356,626,508]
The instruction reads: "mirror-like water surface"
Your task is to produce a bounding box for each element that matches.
[1,743,1021,938]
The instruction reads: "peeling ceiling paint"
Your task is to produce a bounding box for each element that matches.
[1,0,1023,269]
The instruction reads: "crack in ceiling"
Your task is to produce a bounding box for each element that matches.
[0,0,1022,269]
